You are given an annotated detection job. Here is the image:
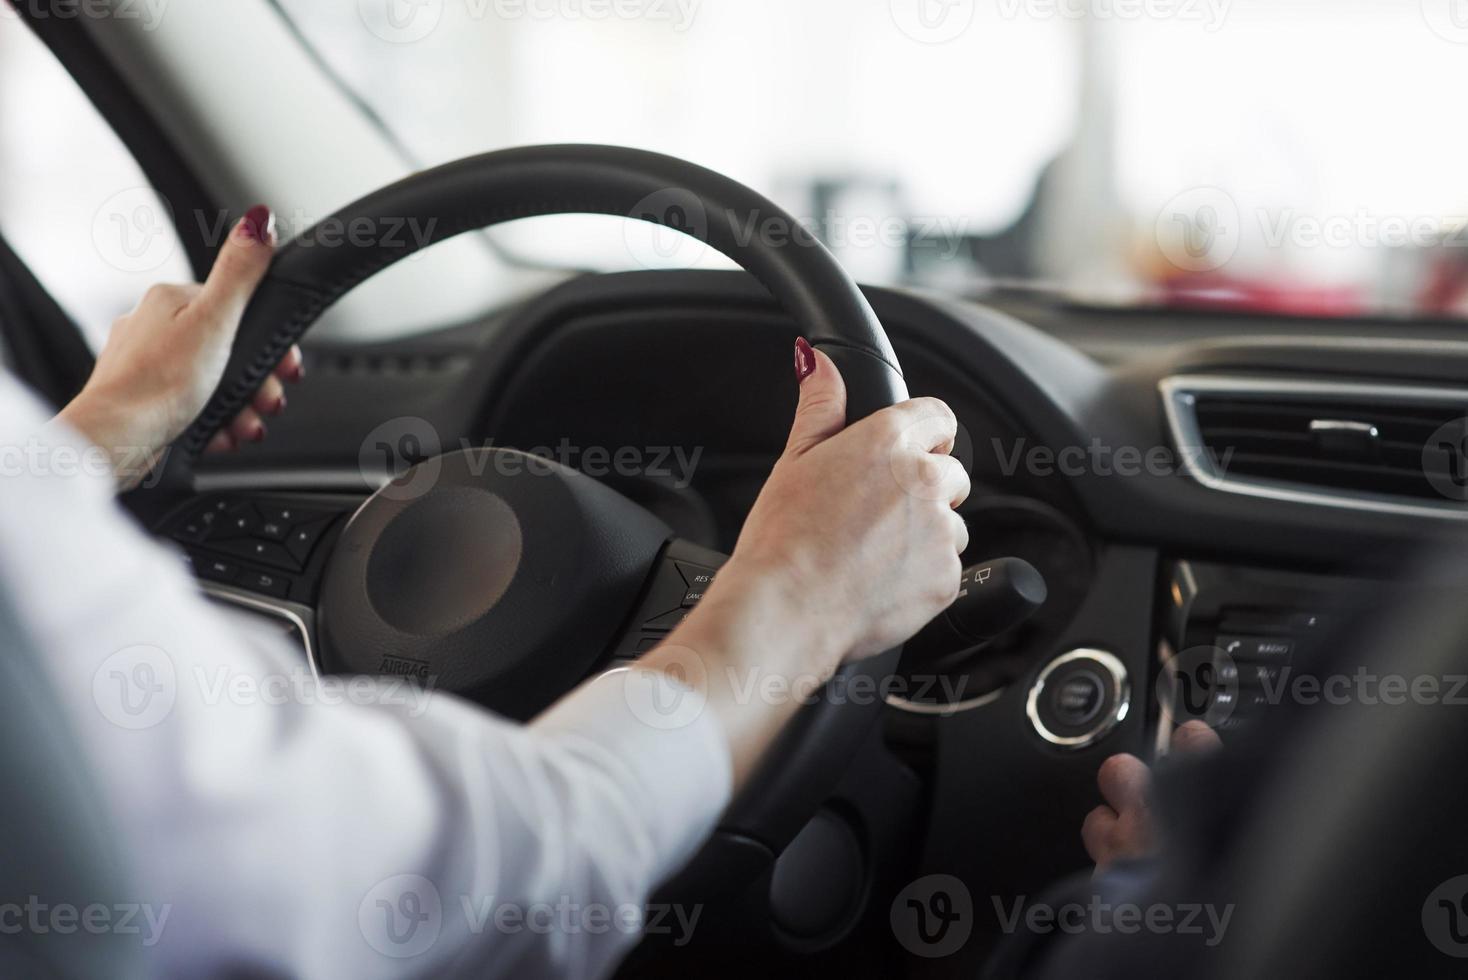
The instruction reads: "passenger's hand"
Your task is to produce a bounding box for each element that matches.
[716,338,970,673]
[645,339,970,786]
[1081,721,1222,871]
[58,206,303,489]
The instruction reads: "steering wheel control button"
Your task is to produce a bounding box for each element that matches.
[644,608,692,632]
[194,555,240,584]
[680,588,707,607]
[258,519,290,542]
[677,562,717,588]
[286,519,332,565]
[174,519,210,543]
[213,503,262,539]
[1028,649,1130,749]
[239,570,291,599]
[213,538,302,572]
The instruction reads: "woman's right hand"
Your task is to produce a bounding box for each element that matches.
[646,338,970,785]
[717,338,971,672]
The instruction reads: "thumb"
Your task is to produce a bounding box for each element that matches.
[784,338,847,455]
[195,205,276,325]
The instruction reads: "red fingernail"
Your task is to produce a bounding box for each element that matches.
[794,337,816,382]
[251,422,267,443]
[273,395,288,416]
[239,205,274,244]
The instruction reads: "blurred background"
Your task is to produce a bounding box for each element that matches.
[5,0,1468,349]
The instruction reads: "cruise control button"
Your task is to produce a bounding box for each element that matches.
[239,570,291,598]
[644,608,692,632]
[213,538,301,571]
[676,562,716,588]
[680,588,706,608]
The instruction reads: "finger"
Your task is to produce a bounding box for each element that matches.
[195,204,276,328]
[889,397,958,454]
[1172,720,1223,756]
[252,373,287,417]
[227,407,268,445]
[275,344,305,384]
[1081,805,1119,866]
[136,283,201,316]
[204,430,238,455]
[785,339,847,455]
[1096,753,1152,815]
[948,509,970,556]
[946,456,972,509]
[898,450,969,506]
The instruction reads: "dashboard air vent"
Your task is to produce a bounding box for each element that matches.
[1161,376,1468,518]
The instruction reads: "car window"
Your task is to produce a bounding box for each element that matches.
[0,13,191,351]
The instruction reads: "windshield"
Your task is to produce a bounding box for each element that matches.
[278,0,1468,321]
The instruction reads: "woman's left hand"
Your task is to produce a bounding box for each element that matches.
[58,206,303,489]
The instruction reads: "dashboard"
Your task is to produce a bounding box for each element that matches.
[144,268,1468,974]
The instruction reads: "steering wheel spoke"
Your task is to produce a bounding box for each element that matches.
[605,538,728,666]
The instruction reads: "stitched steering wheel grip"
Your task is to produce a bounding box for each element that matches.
[178,143,909,464]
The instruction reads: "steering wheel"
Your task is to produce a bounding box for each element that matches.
[170,145,910,876]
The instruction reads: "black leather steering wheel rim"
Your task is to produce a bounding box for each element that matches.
[180,143,907,461]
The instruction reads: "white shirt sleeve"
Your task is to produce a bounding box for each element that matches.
[0,374,732,979]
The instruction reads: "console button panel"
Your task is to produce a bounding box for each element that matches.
[162,494,352,604]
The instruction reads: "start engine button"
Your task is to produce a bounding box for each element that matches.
[1028,649,1130,749]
